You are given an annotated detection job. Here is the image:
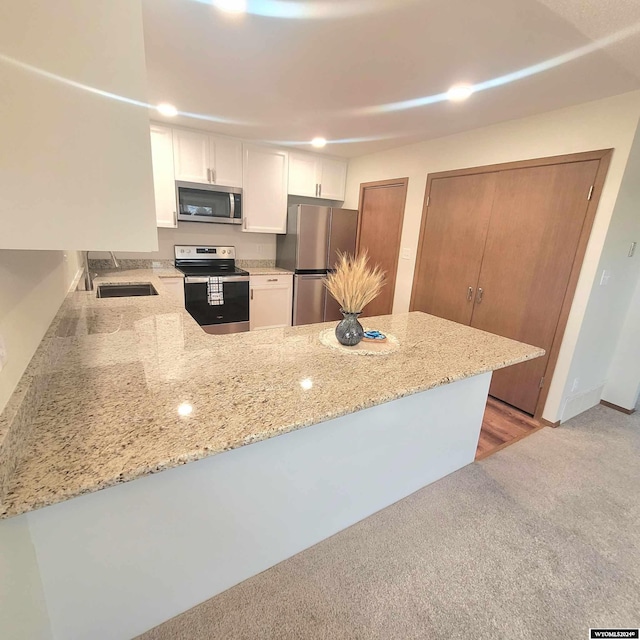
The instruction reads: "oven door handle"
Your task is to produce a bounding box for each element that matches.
[184,275,249,284]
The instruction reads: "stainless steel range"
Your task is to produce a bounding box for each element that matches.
[174,245,250,334]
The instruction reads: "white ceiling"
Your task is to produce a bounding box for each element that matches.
[141,0,640,157]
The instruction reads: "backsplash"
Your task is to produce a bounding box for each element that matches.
[91,222,276,262]
[88,258,276,271]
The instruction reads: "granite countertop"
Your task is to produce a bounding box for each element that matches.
[244,266,294,276]
[0,268,544,518]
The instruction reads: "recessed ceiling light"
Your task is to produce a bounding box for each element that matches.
[446,84,474,102]
[157,103,178,117]
[311,137,327,148]
[300,378,313,391]
[214,0,247,13]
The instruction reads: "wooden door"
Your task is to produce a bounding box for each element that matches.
[410,172,496,325]
[470,160,600,414]
[357,178,408,317]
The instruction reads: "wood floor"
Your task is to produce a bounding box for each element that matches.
[475,396,544,460]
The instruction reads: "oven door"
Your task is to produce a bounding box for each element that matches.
[184,276,250,334]
[176,182,242,225]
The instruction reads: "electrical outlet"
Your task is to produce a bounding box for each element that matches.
[0,334,7,373]
[401,247,412,260]
[571,378,580,392]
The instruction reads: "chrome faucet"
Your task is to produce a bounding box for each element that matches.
[83,251,119,291]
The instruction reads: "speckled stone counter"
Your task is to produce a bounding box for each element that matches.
[0,268,543,518]
[243,266,294,275]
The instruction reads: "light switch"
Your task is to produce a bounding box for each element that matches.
[0,334,7,373]
[600,270,611,286]
[401,247,412,260]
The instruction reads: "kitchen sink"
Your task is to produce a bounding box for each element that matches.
[96,283,158,298]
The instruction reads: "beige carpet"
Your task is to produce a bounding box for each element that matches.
[137,403,640,640]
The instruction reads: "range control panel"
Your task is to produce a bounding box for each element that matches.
[174,245,236,260]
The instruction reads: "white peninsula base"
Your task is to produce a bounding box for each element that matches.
[0,372,491,640]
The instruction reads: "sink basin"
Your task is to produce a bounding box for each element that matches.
[96,283,158,298]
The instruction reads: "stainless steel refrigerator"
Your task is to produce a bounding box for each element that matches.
[276,205,358,326]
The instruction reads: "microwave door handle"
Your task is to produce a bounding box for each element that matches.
[229,193,235,219]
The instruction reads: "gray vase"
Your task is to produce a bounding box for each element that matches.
[335,310,364,346]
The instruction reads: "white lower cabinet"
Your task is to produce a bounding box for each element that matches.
[250,274,293,330]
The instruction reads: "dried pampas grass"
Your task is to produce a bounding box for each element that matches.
[324,251,385,313]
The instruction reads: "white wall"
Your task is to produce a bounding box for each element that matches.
[600,126,640,412]
[344,91,640,422]
[602,274,640,411]
[0,0,157,252]
[0,251,81,415]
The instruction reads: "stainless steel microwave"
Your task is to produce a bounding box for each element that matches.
[176,181,242,225]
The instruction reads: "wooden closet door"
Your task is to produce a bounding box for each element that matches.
[411,173,497,325]
[357,179,408,317]
[470,160,600,414]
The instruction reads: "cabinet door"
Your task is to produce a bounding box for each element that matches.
[173,129,210,183]
[150,125,177,228]
[243,145,289,234]
[411,173,496,325]
[250,276,293,330]
[288,152,321,197]
[470,160,600,415]
[319,157,348,200]
[211,136,243,187]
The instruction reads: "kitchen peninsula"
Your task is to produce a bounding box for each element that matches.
[0,267,543,640]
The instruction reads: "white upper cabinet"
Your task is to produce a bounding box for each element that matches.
[243,145,289,234]
[288,152,322,198]
[212,136,243,188]
[318,157,348,201]
[173,129,210,183]
[173,128,242,187]
[150,125,177,228]
[288,152,348,201]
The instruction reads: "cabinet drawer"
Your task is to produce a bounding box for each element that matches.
[250,274,292,287]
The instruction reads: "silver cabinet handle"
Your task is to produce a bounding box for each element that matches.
[243,218,247,230]
[476,288,484,304]
[467,286,474,301]
[267,278,278,282]
[206,168,211,183]
[319,183,322,197]
[251,289,254,300]
[211,168,216,184]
